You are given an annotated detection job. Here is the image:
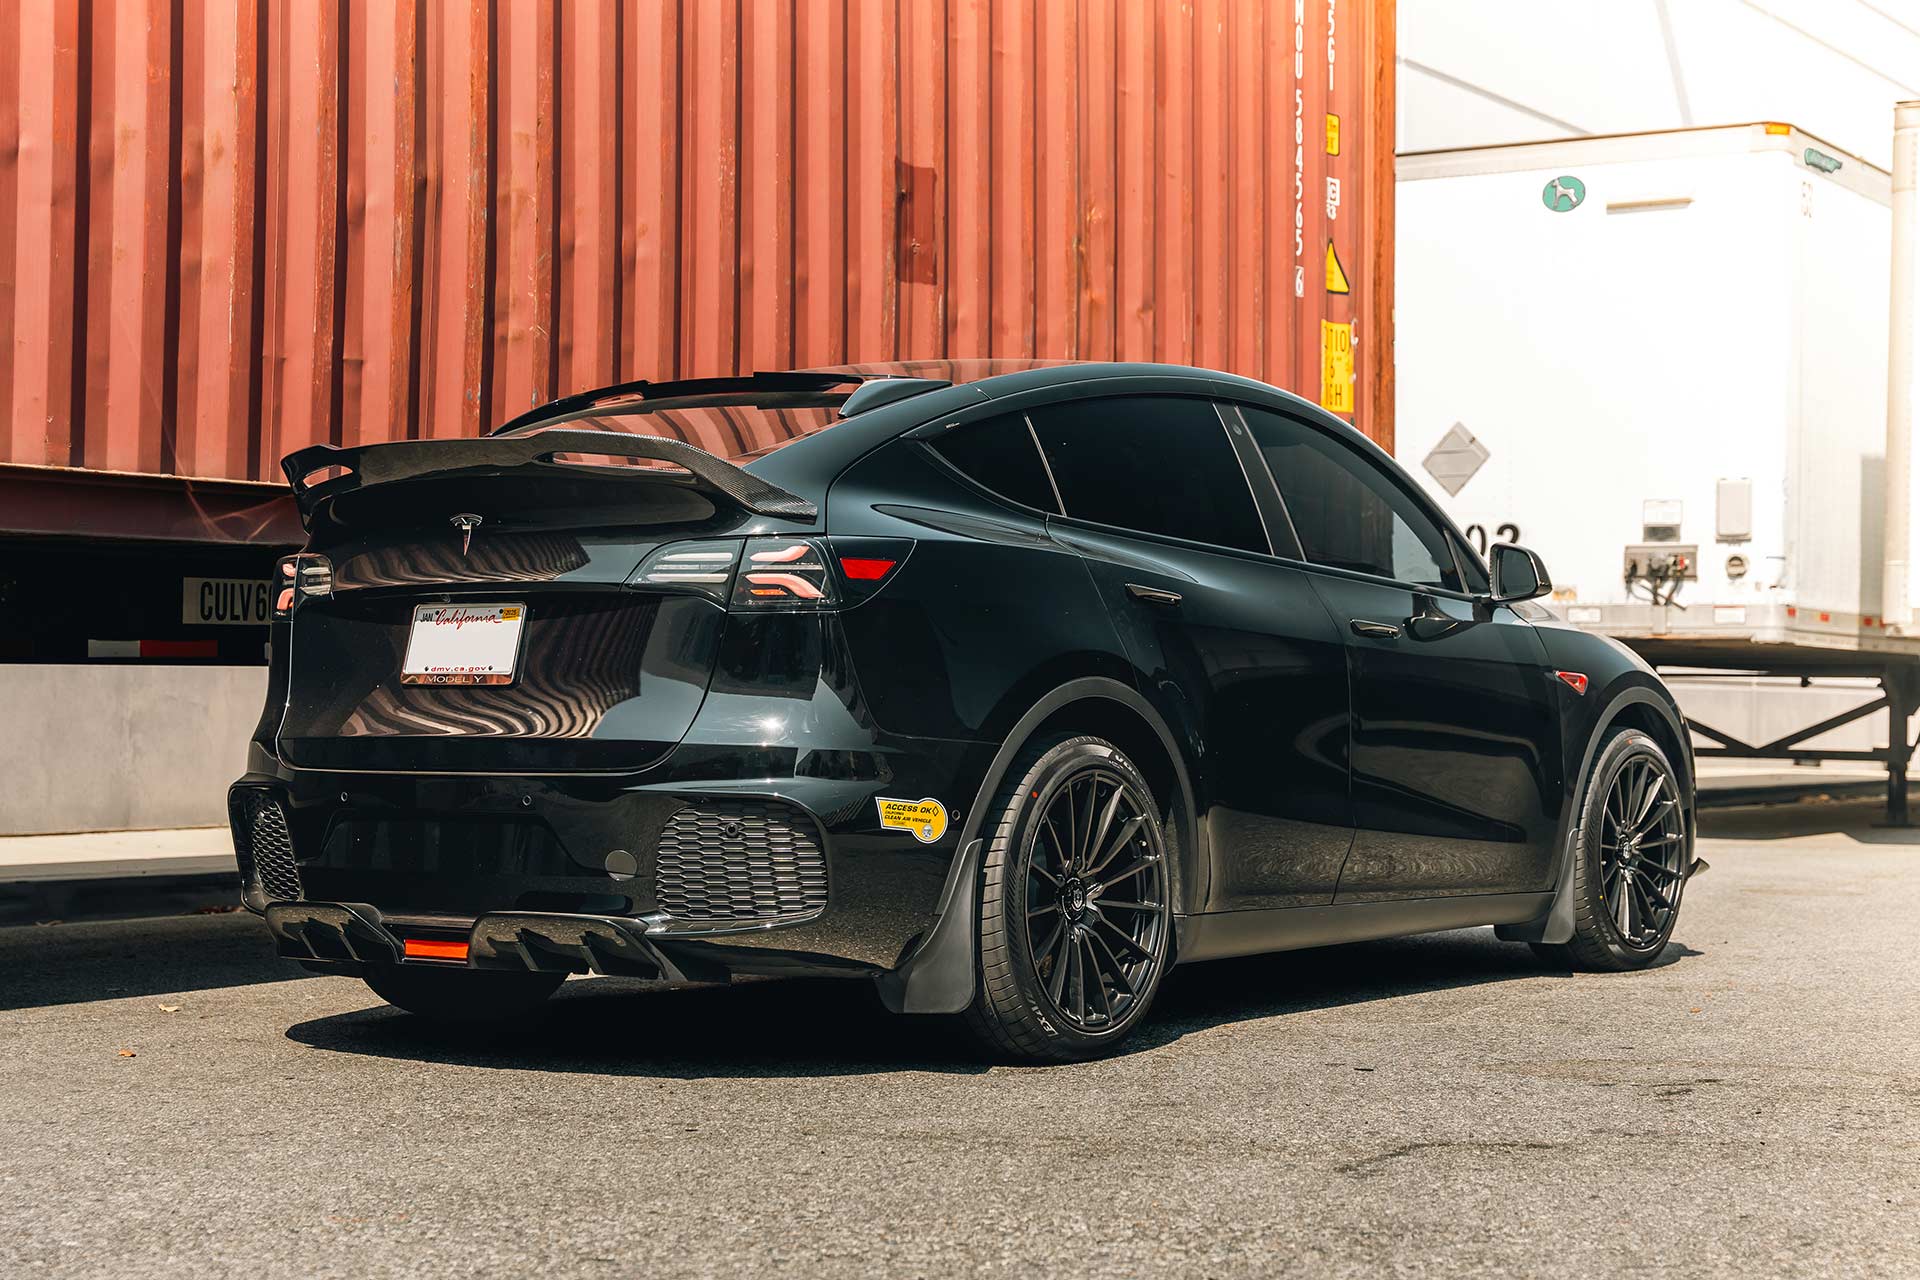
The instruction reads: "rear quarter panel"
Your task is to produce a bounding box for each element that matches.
[823,438,1135,744]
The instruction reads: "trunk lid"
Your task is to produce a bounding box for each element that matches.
[273,430,812,774]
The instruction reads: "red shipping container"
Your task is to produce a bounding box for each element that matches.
[0,0,1395,537]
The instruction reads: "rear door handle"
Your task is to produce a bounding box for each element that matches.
[1350,619,1400,639]
[1125,583,1183,607]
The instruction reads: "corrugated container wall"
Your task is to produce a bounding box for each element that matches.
[0,0,1396,490]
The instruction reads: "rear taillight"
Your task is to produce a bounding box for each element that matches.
[733,538,837,608]
[627,536,911,609]
[272,556,296,618]
[271,554,332,619]
[630,540,744,603]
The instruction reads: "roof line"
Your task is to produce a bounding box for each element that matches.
[1397,57,1589,137]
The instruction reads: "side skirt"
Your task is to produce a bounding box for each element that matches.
[1174,891,1556,965]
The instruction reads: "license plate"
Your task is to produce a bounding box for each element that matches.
[400,603,526,686]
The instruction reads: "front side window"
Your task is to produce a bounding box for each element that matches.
[1028,397,1267,554]
[1241,406,1462,591]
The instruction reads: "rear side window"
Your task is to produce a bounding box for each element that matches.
[1029,397,1268,554]
[929,414,1060,512]
[1241,406,1463,591]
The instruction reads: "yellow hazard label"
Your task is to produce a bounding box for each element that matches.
[1325,241,1351,295]
[1320,321,1355,415]
[1325,113,1341,156]
[876,796,949,844]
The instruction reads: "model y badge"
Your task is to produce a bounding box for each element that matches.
[451,513,483,555]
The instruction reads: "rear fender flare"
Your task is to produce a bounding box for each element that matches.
[874,677,1194,1014]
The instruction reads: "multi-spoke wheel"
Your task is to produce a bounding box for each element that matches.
[1533,727,1692,972]
[964,735,1175,1061]
[1596,753,1686,948]
[1022,765,1169,1031]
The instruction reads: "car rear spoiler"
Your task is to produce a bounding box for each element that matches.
[280,429,817,525]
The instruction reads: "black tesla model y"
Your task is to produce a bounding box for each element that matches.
[231,361,1701,1061]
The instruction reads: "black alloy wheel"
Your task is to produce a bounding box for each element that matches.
[1596,752,1686,949]
[1022,765,1170,1031]
[965,735,1175,1061]
[1533,727,1691,972]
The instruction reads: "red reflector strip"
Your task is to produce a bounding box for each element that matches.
[87,639,221,659]
[145,640,219,658]
[1555,670,1589,695]
[403,938,470,962]
[839,557,897,581]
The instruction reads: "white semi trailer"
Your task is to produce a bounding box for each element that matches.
[1395,121,1920,814]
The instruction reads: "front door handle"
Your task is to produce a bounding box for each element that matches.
[1125,583,1183,607]
[1350,619,1401,639]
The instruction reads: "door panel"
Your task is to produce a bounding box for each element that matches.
[1058,524,1354,909]
[1306,576,1564,899]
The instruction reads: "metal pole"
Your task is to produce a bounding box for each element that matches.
[1888,670,1914,826]
[1885,102,1920,632]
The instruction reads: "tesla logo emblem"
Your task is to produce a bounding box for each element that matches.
[450,513,483,555]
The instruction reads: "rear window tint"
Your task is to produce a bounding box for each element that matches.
[1029,397,1267,554]
[930,415,1060,512]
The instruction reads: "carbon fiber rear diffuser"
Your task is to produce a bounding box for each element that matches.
[264,901,723,983]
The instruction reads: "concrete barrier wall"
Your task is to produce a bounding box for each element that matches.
[0,665,266,835]
[0,665,1885,836]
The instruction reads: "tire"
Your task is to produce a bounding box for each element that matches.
[363,964,566,1023]
[962,734,1176,1062]
[1532,727,1691,972]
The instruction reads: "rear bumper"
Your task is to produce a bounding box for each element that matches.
[232,607,1000,977]
[230,729,993,977]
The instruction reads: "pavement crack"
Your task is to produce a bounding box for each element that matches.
[1336,1139,1561,1176]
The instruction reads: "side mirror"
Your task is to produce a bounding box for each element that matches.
[1489,542,1552,603]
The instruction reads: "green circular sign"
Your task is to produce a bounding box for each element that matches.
[1543,174,1585,212]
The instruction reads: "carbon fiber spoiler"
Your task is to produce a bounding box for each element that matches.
[280,429,817,525]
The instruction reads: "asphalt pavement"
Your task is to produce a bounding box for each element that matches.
[3,800,1916,1278]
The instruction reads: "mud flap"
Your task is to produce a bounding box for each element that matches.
[874,839,983,1015]
[1496,845,1709,945]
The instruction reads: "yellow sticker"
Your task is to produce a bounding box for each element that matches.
[1325,241,1351,295]
[1320,320,1355,415]
[1325,112,1341,156]
[501,607,523,620]
[876,796,949,844]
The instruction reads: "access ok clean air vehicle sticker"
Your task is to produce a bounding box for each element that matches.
[875,797,949,844]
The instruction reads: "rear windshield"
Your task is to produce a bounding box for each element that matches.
[505,394,845,463]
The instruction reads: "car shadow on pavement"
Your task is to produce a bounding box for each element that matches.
[284,926,1697,1079]
[0,911,313,1011]
[1138,928,1694,1054]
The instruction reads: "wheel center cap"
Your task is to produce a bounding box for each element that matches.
[1062,879,1089,919]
